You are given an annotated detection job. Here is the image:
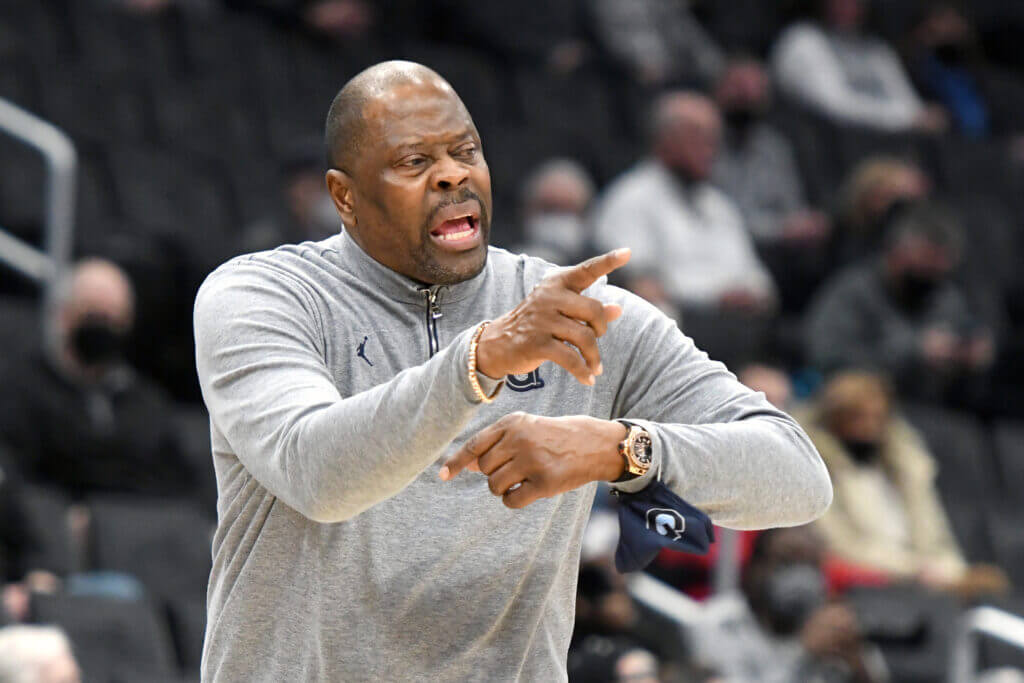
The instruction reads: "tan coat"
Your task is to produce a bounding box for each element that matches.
[797,408,966,579]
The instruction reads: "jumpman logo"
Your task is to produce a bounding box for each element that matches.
[356,336,373,366]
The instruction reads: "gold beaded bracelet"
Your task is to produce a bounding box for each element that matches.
[468,321,496,404]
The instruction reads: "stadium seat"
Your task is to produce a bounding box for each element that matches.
[18,484,77,577]
[901,403,997,563]
[172,406,216,515]
[166,596,207,674]
[86,495,213,604]
[105,143,240,261]
[29,592,178,682]
[846,583,961,683]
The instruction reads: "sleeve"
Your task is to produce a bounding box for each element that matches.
[772,26,922,131]
[193,265,497,524]
[607,290,832,529]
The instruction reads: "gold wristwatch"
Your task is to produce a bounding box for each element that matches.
[614,420,653,482]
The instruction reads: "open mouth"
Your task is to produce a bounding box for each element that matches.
[429,206,482,252]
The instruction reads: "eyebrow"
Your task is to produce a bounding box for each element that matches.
[391,128,476,152]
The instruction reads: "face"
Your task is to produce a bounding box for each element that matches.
[656,99,721,182]
[715,62,770,113]
[831,394,890,444]
[889,235,954,281]
[327,80,492,285]
[824,0,865,32]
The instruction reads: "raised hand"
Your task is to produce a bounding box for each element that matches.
[475,248,631,386]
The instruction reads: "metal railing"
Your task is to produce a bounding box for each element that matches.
[950,606,1024,683]
[0,97,76,292]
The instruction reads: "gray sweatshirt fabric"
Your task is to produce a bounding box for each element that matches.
[193,230,832,682]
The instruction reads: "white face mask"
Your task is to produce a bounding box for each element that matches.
[524,213,588,257]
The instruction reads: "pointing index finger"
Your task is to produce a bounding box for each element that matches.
[441,422,507,481]
[556,248,631,293]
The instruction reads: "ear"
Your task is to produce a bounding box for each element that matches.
[326,169,357,228]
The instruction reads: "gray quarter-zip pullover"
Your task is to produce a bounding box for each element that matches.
[193,230,831,682]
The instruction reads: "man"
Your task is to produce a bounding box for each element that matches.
[194,61,832,681]
[0,259,196,499]
[712,58,827,245]
[589,0,724,87]
[771,0,947,133]
[693,527,888,682]
[593,92,776,314]
[712,58,831,311]
[512,158,596,265]
[805,202,993,402]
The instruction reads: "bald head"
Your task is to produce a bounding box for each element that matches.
[325,61,461,172]
[649,91,722,182]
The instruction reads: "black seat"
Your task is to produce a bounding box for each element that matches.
[105,143,240,262]
[18,484,77,577]
[37,67,156,145]
[901,403,997,563]
[166,596,207,674]
[846,583,961,683]
[29,592,178,682]
[86,495,213,604]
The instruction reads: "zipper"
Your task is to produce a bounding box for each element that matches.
[421,286,444,357]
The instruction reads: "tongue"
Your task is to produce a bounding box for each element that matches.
[434,217,472,236]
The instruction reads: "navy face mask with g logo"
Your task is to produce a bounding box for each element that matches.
[613,481,715,573]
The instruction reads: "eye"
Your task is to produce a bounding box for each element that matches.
[454,145,478,160]
[398,155,429,169]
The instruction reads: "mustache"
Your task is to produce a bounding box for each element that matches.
[425,188,488,228]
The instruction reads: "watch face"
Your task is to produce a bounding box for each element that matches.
[632,433,653,466]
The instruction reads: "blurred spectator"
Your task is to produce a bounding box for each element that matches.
[589,0,724,88]
[712,58,829,245]
[772,0,947,133]
[594,92,775,314]
[0,260,197,499]
[805,202,994,402]
[797,371,1008,597]
[904,2,1024,140]
[568,637,662,683]
[692,527,889,682]
[512,159,596,265]
[834,157,930,265]
[0,626,80,683]
[712,57,832,311]
[242,145,339,253]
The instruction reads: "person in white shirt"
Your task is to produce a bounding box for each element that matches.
[594,91,776,313]
[771,0,947,133]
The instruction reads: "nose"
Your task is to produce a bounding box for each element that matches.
[432,155,469,192]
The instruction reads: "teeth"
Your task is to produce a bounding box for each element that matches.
[440,228,474,241]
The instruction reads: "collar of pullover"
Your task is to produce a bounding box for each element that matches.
[332,228,491,306]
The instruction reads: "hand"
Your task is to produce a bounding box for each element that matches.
[475,249,630,386]
[439,413,628,508]
[781,210,831,242]
[913,104,950,134]
[920,327,959,366]
[961,333,995,369]
[800,603,861,661]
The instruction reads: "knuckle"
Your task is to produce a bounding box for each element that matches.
[487,476,502,496]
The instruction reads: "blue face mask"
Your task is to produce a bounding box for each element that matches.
[613,481,715,573]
